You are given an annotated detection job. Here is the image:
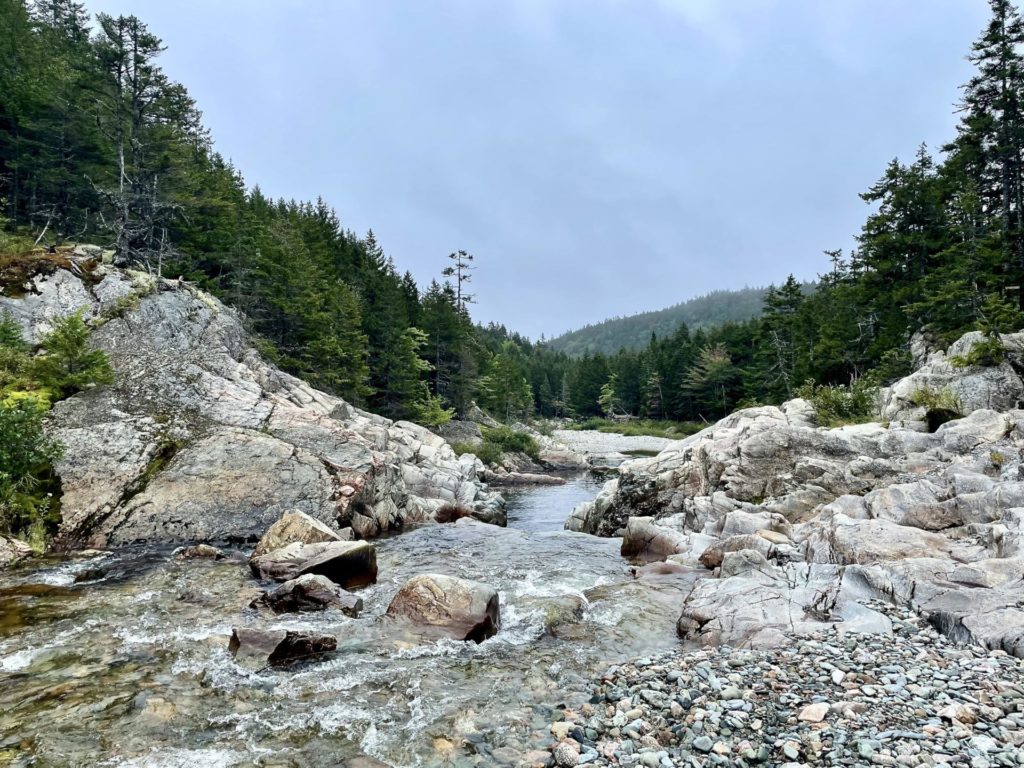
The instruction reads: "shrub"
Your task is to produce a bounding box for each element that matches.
[474,440,506,466]
[908,386,963,431]
[0,309,113,546]
[481,425,541,460]
[448,441,477,457]
[0,396,63,537]
[795,379,878,427]
[32,310,114,398]
[865,348,914,386]
[412,391,454,428]
[951,336,1006,368]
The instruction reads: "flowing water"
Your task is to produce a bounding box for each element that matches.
[0,473,695,768]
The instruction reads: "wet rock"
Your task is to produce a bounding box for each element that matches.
[0,535,32,568]
[251,509,349,558]
[338,756,393,768]
[249,540,377,589]
[251,573,363,616]
[227,627,337,668]
[173,543,226,560]
[620,517,688,559]
[385,573,500,642]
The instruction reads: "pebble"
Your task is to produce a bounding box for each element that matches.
[534,601,1024,767]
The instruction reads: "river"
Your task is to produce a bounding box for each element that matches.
[0,472,694,767]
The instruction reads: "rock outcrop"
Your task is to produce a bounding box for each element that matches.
[568,335,1024,657]
[0,259,504,549]
[385,573,500,642]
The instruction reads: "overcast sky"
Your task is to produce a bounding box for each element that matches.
[85,0,989,338]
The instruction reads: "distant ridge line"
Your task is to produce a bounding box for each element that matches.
[546,286,772,356]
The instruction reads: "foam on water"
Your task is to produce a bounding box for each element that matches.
[0,648,37,672]
[105,747,244,767]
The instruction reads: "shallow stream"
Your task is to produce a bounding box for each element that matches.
[0,473,693,767]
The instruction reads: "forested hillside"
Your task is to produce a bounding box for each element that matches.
[547,286,773,356]
[3,0,1024,431]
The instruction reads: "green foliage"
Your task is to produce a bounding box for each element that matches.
[478,341,533,423]
[598,373,621,417]
[6,0,1024,446]
[413,391,454,428]
[951,337,1007,368]
[908,386,964,431]
[682,344,739,420]
[0,397,63,536]
[480,425,541,461]
[448,438,505,466]
[951,294,1023,367]
[0,307,112,543]
[795,379,878,427]
[32,310,114,398]
[548,286,782,356]
[908,386,963,414]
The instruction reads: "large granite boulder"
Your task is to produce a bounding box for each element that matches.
[880,331,1024,425]
[385,573,500,642]
[0,261,505,549]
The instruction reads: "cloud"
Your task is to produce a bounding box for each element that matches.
[650,0,779,53]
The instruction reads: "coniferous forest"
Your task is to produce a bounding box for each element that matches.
[4,0,1024,427]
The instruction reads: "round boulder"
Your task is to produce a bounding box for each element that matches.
[385,573,500,643]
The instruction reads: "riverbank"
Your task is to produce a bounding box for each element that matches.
[551,430,674,466]
[531,600,1024,767]
[0,475,694,767]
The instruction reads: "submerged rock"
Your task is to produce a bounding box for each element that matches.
[252,573,362,616]
[386,573,500,642]
[249,540,378,589]
[227,627,337,668]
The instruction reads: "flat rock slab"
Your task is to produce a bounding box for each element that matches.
[228,627,337,668]
[249,540,377,589]
[386,573,500,643]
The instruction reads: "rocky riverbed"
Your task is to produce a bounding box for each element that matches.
[528,601,1024,767]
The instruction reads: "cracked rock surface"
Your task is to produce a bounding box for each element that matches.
[0,262,504,549]
[567,330,1024,657]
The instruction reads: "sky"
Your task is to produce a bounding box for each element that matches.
[84,0,991,339]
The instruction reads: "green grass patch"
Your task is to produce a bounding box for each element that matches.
[450,426,541,466]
